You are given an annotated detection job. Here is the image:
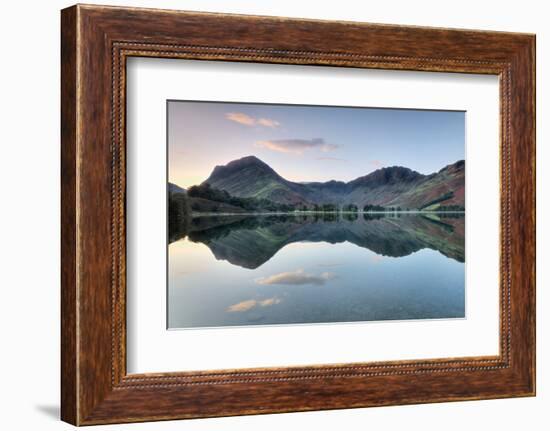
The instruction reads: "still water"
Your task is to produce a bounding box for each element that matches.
[168,213,465,329]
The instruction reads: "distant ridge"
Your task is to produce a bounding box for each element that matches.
[168,183,186,195]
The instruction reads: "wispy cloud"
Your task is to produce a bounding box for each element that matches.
[225,112,256,126]
[257,118,280,128]
[225,112,280,128]
[259,297,280,307]
[256,138,338,155]
[226,299,257,312]
[226,297,281,313]
[255,269,336,286]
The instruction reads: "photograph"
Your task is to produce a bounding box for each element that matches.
[167,101,466,329]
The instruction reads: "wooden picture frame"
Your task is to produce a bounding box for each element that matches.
[61,4,535,425]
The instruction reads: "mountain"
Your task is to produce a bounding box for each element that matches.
[204,156,311,205]
[203,156,464,210]
[168,182,186,195]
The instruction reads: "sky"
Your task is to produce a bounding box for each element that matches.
[168,100,465,188]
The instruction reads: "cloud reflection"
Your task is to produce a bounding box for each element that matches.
[255,269,336,286]
[226,297,281,313]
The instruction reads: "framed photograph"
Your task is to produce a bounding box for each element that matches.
[61,4,535,425]
[166,101,467,330]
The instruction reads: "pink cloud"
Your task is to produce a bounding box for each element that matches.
[257,118,281,128]
[225,112,255,126]
[225,112,280,128]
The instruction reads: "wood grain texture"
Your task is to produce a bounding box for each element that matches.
[60,5,78,425]
[60,4,535,425]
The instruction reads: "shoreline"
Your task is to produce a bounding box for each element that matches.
[190,210,466,217]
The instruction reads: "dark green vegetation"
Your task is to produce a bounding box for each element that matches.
[168,190,191,243]
[363,204,386,212]
[187,183,295,212]
[169,213,465,269]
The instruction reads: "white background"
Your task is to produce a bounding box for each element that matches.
[127,59,500,373]
[0,0,547,430]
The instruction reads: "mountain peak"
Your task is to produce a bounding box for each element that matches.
[204,155,280,187]
[439,159,465,174]
[231,155,263,165]
[373,165,422,179]
[210,155,271,174]
[349,165,425,189]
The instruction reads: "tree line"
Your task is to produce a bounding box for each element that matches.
[175,183,464,214]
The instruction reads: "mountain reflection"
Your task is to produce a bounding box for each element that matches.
[169,213,465,269]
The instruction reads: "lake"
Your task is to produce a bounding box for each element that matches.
[168,213,465,329]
